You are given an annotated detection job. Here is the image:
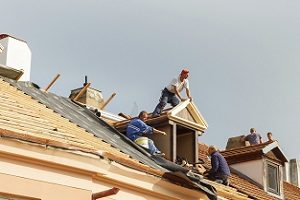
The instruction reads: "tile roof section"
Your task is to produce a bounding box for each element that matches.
[283,181,300,200]
[229,173,279,200]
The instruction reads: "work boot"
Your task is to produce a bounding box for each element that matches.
[153,152,165,157]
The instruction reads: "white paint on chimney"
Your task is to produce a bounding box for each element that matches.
[289,159,300,187]
[283,162,290,183]
[0,34,31,81]
[0,43,4,53]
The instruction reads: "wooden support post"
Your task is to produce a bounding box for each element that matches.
[194,130,198,163]
[73,82,91,101]
[45,74,61,92]
[172,123,177,162]
[100,92,116,110]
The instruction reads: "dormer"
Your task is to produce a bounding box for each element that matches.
[221,141,288,199]
[114,99,208,164]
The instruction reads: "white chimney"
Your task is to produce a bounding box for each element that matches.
[289,159,300,187]
[0,34,31,81]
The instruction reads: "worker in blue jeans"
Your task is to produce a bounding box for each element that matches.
[152,69,192,117]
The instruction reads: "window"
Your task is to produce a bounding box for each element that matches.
[267,162,280,195]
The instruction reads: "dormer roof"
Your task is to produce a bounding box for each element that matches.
[220,141,288,165]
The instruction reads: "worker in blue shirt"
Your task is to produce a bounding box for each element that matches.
[241,128,263,145]
[126,111,166,156]
[204,145,230,186]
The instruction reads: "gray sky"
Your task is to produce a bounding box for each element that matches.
[2,0,300,159]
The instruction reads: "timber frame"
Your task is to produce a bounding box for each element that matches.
[114,100,208,163]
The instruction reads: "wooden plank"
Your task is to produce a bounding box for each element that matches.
[172,123,177,162]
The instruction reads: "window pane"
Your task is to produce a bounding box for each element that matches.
[267,164,279,194]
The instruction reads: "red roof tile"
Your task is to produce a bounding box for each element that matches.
[284,182,300,200]
[229,173,279,200]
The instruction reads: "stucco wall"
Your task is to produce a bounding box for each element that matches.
[231,159,264,185]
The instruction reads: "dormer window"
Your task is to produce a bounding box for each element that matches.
[267,161,280,195]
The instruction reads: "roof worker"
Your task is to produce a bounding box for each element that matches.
[152,68,192,117]
[241,128,263,145]
[126,111,166,156]
[204,145,230,186]
[267,132,275,142]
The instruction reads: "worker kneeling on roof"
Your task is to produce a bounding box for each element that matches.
[204,145,231,186]
[126,111,166,156]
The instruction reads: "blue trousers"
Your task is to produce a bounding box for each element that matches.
[134,137,161,154]
[153,88,180,116]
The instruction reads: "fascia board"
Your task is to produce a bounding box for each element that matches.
[262,141,288,162]
[168,115,207,131]
[168,99,190,116]
[168,100,208,130]
[187,103,208,127]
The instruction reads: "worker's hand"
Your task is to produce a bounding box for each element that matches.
[180,98,187,101]
[161,131,167,136]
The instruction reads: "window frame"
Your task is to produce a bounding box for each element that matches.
[266,160,281,195]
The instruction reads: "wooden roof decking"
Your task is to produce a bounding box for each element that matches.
[0,77,164,176]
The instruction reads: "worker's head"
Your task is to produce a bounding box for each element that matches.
[207,145,218,155]
[138,111,148,121]
[250,128,256,134]
[267,132,273,141]
[180,68,189,80]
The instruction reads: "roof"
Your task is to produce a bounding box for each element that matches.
[0,76,219,199]
[220,141,288,165]
[0,76,163,173]
[198,142,299,200]
[283,181,300,200]
[114,99,208,132]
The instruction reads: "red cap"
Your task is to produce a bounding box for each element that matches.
[181,69,189,75]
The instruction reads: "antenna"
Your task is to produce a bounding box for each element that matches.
[83,75,88,86]
[130,102,139,116]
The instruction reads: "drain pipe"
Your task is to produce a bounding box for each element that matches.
[92,187,120,200]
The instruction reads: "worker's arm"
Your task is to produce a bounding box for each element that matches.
[173,85,185,101]
[240,135,246,142]
[186,88,192,101]
[208,156,219,176]
[153,128,166,136]
[259,135,263,144]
